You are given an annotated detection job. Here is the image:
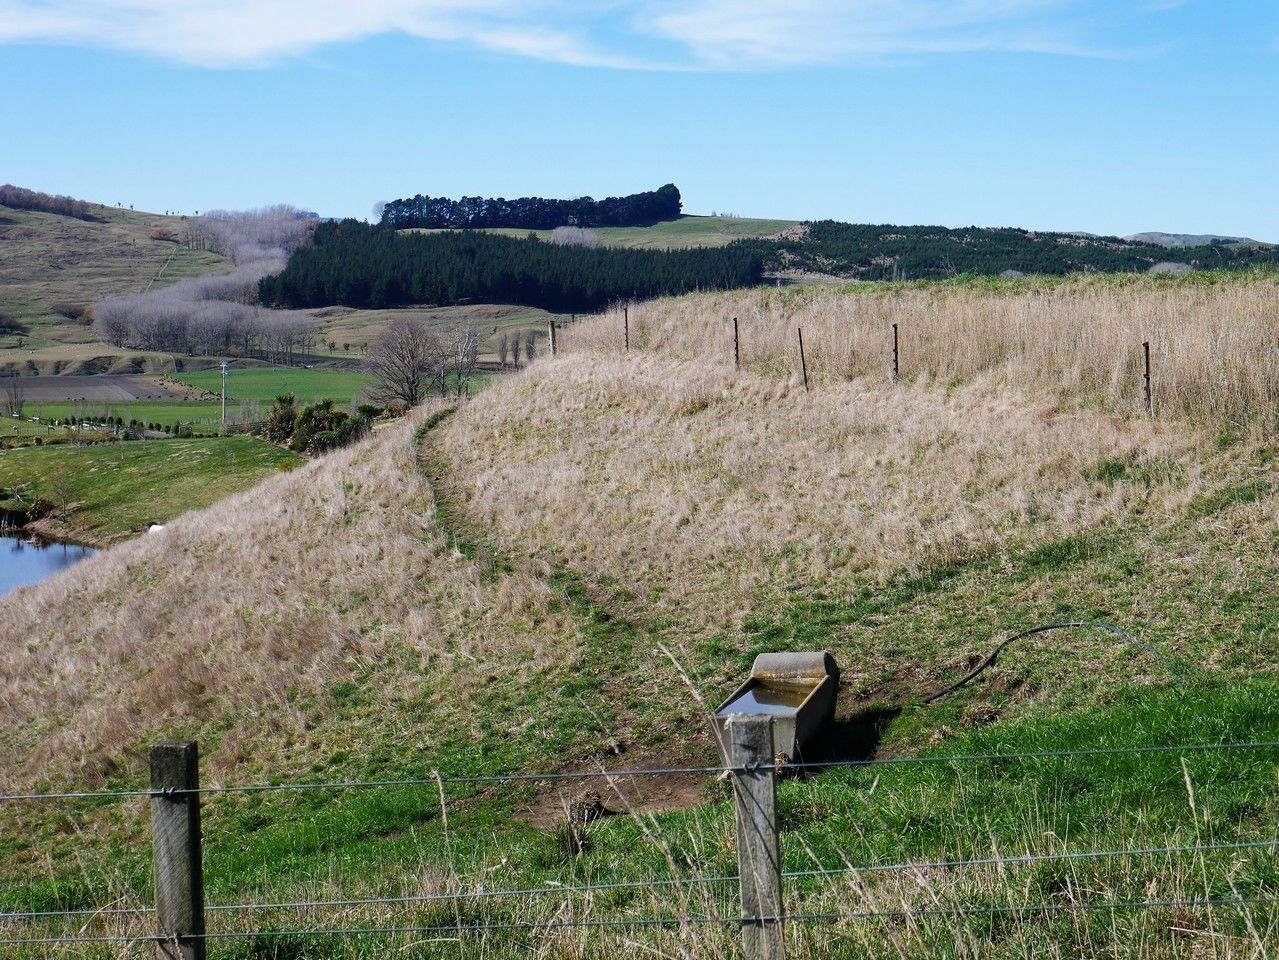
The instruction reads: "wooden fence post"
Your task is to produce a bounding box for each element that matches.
[733,317,740,371]
[624,306,630,352]
[892,323,900,382]
[548,320,557,357]
[151,740,205,960]
[1143,341,1152,415]
[798,328,809,393]
[730,716,784,960]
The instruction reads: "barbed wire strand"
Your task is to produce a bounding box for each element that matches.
[8,837,1275,923]
[4,738,1278,805]
[786,836,1279,881]
[2,895,1276,947]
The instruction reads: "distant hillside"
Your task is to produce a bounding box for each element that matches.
[1125,231,1262,248]
[759,221,1279,281]
[442,214,801,250]
[0,194,230,373]
[261,219,764,312]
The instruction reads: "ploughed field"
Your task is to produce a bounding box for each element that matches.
[13,374,191,401]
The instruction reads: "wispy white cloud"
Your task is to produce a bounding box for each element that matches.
[0,0,1163,68]
[638,0,1124,66]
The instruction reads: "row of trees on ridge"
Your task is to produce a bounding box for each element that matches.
[379,184,682,230]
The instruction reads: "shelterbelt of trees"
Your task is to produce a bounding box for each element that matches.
[379,183,682,230]
[258,220,764,312]
[0,183,97,221]
[764,221,1279,280]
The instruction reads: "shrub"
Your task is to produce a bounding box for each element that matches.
[52,302,89,322]
[290,400,372,454]
[262,393,297,444]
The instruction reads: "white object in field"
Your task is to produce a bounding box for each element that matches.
[148,524,166,533]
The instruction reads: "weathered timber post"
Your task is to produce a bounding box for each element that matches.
[798,328,809,393]
[151,741,205,960]
[624,306,630,352]
[1143,341,1153,415]
[548,320,558,357]
[733,317,740,371]
[729,716,784,960]
[892,323,900,382]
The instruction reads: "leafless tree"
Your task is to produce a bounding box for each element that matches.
[524,329,537,363]
[94,206,316,360]
[445,325,481,397]
[498,332,509,370]
[510,331,522,369]
[366,318,442,408]
[548,226,601,248]
[2,375,24,418]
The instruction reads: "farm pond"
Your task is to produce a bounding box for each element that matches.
[0,532,94,597]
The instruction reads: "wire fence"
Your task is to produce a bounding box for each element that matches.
[3,735,1279,955]
[5,737,1278,804]
[5,896,1279,948]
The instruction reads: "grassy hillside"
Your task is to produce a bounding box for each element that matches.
[0,199,558,381]
[567,270,1279,427]
[2,276,1279,957]
[0,202,230,373]
[310,303,556,358]
[457,214,800,249]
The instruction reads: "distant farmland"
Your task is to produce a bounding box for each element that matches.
[175,366,372,407]
[417,214,801,249]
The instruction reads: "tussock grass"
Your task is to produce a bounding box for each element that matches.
[440,353,1203,636]
[565,277,1279,428]
[0,411,567,797]
[5,277,1279,957]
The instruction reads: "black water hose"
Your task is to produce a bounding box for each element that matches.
[921,621,1184,706]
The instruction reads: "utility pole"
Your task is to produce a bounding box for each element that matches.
[219,362,228,436]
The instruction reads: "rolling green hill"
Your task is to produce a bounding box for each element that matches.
[421,214,801,249]
[0,201,230,373]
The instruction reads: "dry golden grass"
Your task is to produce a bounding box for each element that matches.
[564,279,1279,428]
[439,353,1203,635]
[0,410,569,795]
[3,280,1278,959]
[5,804,1274,960]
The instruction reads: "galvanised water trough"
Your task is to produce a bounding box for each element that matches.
[713,652,840,764]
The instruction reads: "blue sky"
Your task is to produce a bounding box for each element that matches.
[2,1,1276,238]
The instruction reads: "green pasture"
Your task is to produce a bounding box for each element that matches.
[414,214,799,250]
[26,400,221,429]
[0,436,298,543]
[175,367,372,407]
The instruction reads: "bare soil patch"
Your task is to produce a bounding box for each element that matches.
[15,374,192,402]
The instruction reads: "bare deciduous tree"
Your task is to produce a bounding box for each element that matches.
[3,375,25,419]
[547,226,601,248]
[445,325,481,397]
[366,318,442,409]
[524,329,537,364]
[93,206,316,360]
[510,331,523,369]
[498,333,509,370]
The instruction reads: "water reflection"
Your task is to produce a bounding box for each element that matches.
[0,532,95,597]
